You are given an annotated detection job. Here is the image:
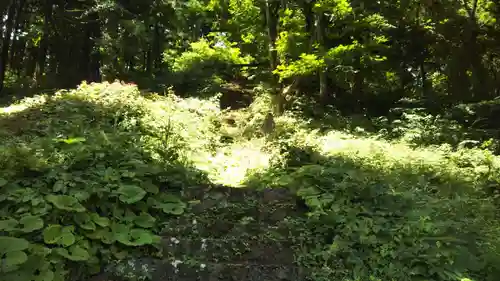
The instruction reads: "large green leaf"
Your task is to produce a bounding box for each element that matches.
[74,213,96,231]
[110,246,128,260]
[43,225,63,244]
[70,190,91,201]
[54,245,90,261]
[19,216,44,233]
[114,185,147,204]
[129,229,157,246]
[45,195,86,212]
[100,229,116,244]
[34,269,54,281]
[148,194,186,215]
[0,218,19,231]
[52,181,66,193]
[0,177,8,187]
[0,236,30,253]
[29,244,52,257]
[112,224,158,246]
[133,212,156,228]
[85,228,115,244]
[112,223,131,245]
[3,251,28,268]
[90,213,110,227]
[159,203,185,215]
[2,271,35,281]
[60,231,76,247]
[43,225,75,247]
[142,181,159,194]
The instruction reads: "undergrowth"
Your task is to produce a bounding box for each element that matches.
[1,82,500,281]
[0,82,211,281]
[244,123,500,280]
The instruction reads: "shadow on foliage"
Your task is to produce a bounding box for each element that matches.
[0,95,212,281]
[243,144,500,281]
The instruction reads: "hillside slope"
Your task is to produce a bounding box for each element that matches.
[0,82,499,281]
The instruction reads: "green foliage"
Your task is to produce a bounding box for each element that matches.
[290,162,495,280]
[0,82,209,281]
[170,38,253,73]
[378,108,467,146]
[315,0,353,17]
[274,54,325,80]
[244,115,500,281]
[4,0,500,279]
[166,38,254,95]
[2,80,500,281]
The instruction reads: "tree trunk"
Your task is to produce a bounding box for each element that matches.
[419,57,428,98]
[9,0,26,75]
[316,13,328,102]
[466,26,490,100]
[301,0,315,46]
[36,0,53,81]
[152,22,162,71]
[0,1,17,93]
[264,0,284,114]
[87,13,102,82]
[352,57,364,113]
[145,48,152,74]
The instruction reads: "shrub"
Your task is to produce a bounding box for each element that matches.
[244,123,500,281]
[0,82,209,281]
[165,38,254,95]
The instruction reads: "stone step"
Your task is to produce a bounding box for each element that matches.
[101,258,308,281]
[186,200,300,223]
[161,236,299,265]
[163,262,306,281]
[181,186,299,207]
[161,218,303,239]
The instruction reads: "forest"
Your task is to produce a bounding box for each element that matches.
[1,0,500,281]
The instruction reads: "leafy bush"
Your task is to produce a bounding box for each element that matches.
[290,158,498,281]
[0,82,210,281]
[367,108,500,155]
[165,38,254,95]
[450,99,500,129]
[244,122,500,281]
[274,53,325,81]
[379,108,467,145]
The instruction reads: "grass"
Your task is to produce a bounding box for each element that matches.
[1,81,500,281]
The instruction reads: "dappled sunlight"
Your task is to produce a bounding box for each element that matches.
[317,130,447,163]
[296,129,500,189]
[1,103,32,114]
[0,95,49,115]
[2,82,500,281]
[2,0,500,278]
[242,123,500,280]
[193,138,272,186]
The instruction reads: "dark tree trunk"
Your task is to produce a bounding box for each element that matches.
[86,13,102,82]
[316,13,328,102]
[301,0,314,44]
[36,0,53,81]
[9,0,25,72]
[25,45,37,79]
[264,0,284,114]
[145,48,152,74]
[352,56,364,113]
[152,22,162,70]
[0,1,17,93]
[466,27,490,100]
